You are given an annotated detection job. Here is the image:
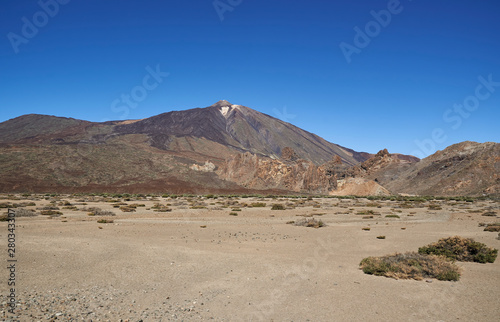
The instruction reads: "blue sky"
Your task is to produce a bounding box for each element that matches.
[1,0,499,157]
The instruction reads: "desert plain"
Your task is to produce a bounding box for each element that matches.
[0,193,499,321]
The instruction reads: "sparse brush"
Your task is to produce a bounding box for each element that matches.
[97,219,114,223]
[85,207,115,216]
[482,211,497,217]
[483,223,500,232]
[40,210,63,216]
[385,214,400,218]
[229,212,238,216]
[271,204,285,210]
[14,208,39,217]
[428,204,442,210]
[360,252,460,281]
[250,202,266,207]
[294,218,325,228]
[418,236,498,264]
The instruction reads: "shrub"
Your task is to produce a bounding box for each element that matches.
[428,204,442,210]
[14,208,38,217]
[85,207,115,216]
[97,219,114,223]
[360,252,460,281]
[482,211,497,217]
[385,214,400,218]
[40,210,63,216]
[229,212,238,216]
[377,236,386,239]
[418,236,498,263]
[120,206,136,212]
[250,202,266,207]
[271,204,285,210]
[484,223,500,232]
[294,218,325,228]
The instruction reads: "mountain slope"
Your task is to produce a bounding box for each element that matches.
[113,100,367,165]
[379,142,499,196]
[0,101,373,193]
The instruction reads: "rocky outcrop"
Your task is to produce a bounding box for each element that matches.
[217,152,337,194]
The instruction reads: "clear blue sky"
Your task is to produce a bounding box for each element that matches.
[1,0,499,157]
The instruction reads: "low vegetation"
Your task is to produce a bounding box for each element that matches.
[85,207,115,216]
[294,218,325,228]
[271,204,285,210]
[483,223,500,232]
[418,236,498,264]
[97,219,114,223]
[360,252,460,281]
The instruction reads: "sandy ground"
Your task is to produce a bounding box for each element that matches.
[0,194,499,321]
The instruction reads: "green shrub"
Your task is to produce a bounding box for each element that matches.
[418,236,498,263]
[360,252,460,281]
[250,202,266,207]
[385,214,400,218]
[229,212,238,216]
[271,204,285,210]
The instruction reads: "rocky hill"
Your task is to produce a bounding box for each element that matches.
[381,141,500,196]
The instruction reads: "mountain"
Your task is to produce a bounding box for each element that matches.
[380,141,500,196]
[0,101,371,193]
[112,100,367,166]
[1,101,495,196]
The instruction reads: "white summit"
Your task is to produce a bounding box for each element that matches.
[217,100,241,118]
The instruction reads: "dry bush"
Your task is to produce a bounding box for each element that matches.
[97,219,114,223]
[294,218,325,228]
[483,223,500,232]
[40,210,63,216]
[418,236,498,263]
[84,207,115,216]
[482,211,497,217]
[428,204,442,210]
[360,252,460,281]
[271,204,285,210]
[14,208,39,217]
[120,206,136,212]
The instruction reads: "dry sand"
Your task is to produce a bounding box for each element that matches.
[0,195,499,321]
